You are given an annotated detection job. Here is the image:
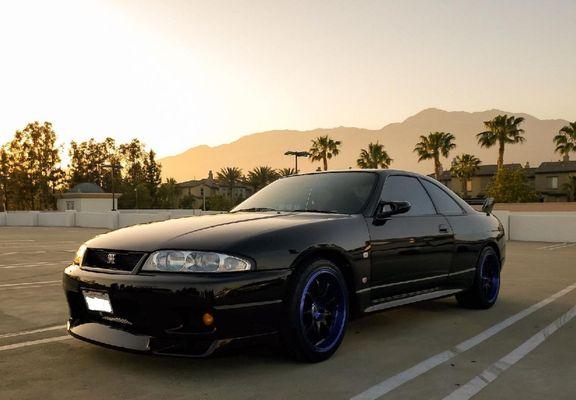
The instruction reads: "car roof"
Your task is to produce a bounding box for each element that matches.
[297,169,429,179]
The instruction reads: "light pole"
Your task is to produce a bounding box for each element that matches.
[102,163,122,211]
[284,151,310,174]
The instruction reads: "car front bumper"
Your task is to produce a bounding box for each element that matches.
[63,265,291,356]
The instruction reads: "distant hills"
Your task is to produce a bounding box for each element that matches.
[159,108,570,181]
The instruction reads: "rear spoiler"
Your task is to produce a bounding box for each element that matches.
[481,197,495,215]
[463,197,496,215]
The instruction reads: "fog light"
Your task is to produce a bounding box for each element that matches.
[202,313,214,326]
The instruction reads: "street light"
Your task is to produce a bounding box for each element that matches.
[284,151,310,174]
[102,163,122,211]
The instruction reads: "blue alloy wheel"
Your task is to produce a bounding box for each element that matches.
[480,253,500,303]
[298,268,348,353]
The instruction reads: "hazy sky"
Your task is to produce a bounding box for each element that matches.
[0,0,575,158]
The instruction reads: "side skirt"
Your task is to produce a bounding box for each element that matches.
[364,288,463,313]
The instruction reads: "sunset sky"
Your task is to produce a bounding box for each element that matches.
[0,0,575,159]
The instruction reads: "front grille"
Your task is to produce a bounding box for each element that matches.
[82,248,146,272]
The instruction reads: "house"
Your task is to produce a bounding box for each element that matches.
[435,160,576,202]
[534,161,576,202]
[57,183,120,212]
[176,171,252,209]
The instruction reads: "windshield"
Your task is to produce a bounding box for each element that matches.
[232,172,378,214]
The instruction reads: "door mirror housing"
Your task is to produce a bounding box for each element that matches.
[482,197,495,215]
[375,201,411,220]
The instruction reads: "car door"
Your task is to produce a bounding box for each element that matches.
[366,175,455,301]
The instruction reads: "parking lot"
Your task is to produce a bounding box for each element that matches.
[0,227,575,400]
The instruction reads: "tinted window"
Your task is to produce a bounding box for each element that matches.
[380,176,435,216]
[232,172,378,214]
[421,180,464,215]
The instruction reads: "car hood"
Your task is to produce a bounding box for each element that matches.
[84,212,350,252]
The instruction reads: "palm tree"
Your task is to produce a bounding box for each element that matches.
[278,167,296,177]
[357,142,393,169]
[451,154,481,197]
[245,166,279,191]
[309,135,342,171]
[553,121,576,161]
[413,132,456,179]
[477,115,525,170]
[216,167,243,199]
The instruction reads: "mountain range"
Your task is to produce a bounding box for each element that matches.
[158,108,570,181]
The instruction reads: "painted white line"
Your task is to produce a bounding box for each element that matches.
[547,243,576,250]
[537,243,567,250]
[0,325,66,339]
[442,305,576,400]
[0,262,66,269]
[0,335,71,352]
[350,282,576,400]
[0,280,60,288]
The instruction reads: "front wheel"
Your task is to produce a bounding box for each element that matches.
[456,247,501,309]
[281,259,349,362]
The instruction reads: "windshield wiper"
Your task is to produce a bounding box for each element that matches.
[233,207,278,213]
[292,209,340,214]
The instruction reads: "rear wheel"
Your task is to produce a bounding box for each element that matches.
[456,247,501,309]
[281,259,349,362]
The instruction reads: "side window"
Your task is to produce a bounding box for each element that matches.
[421,179,464,215]
[381,176,435,216]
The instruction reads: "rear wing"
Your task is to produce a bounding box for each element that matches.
[464,197,495,215]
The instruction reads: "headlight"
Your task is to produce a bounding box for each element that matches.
[141,251,252,273]
[73,244,87,266]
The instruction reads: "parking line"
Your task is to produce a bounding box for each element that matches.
[0,325,66,339]
[0,280,60,288]
[442,304,576,400]
[0,336,71,352]
[350,282,576,400]
[0,262,67,269]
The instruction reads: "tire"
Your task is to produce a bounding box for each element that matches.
[281,259,349,363]
[456,247,501,309]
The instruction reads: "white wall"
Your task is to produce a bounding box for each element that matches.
[38,211,76,227]
[76,211,119,229]
[509,212,576,242]
[1,210,575,243]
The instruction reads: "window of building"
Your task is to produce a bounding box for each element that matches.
[466,179,473,192]
[547,176,558,189]
[381,176,436,216]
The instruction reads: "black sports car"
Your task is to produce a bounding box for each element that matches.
[63,170,505,362]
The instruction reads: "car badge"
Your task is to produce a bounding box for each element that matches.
[106,253,116,264]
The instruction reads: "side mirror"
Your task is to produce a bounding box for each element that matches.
[375,201,411,221]
[482,197,495,215]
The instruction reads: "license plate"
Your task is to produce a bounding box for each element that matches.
[83,290,113,313]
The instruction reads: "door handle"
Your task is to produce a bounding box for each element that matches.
[439,224,449,233]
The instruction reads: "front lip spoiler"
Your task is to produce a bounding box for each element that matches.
[67,321,277,358]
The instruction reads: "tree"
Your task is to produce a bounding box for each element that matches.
[143,150,162,207]
[68,137,118,189]
[0,146,10,211]
[477,115,525,170]
[7,121,64,210]
[309,135,342,171]
[553,121,576,160]
[245,166,279,191]
[486,168,537,203]
[562,176,576,202]
[451,154,481,197]
[158,178,180,208]
[357,142,393,169]
[216,167,243,199]
[413,132,456,179]
[278,167,296,177]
